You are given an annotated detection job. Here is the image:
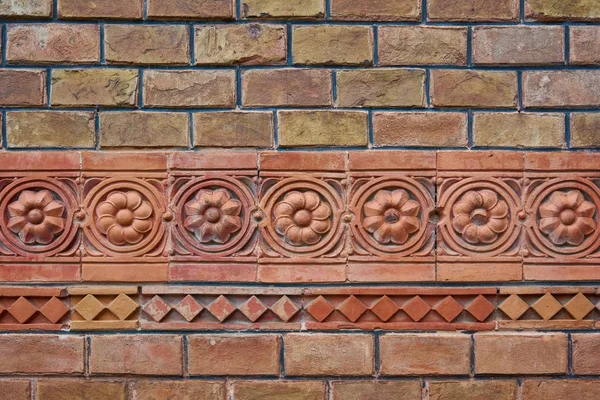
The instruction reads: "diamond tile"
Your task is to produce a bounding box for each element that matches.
[499,295,530,320]
[7,297,38,324]
[402,296,431,322]
[39,297,69,324]
[466,295,495,322]
[433,296,463,323]
[239,296,268,322]
[207,295,236,322]
[532,293,563,320]
[305,296,335,322]
[143,295,172,322]
[75,294,106,321]
[270,296,299,322]
[370,296,400,322]
[564,293,595,320]
[174,295,203,322]
[337,296,367,323]
[108,293,139,321]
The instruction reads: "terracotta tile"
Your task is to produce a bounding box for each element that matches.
[260,151,346,171]
[81,152,167,171]
[349,151,436,171]
[438,151,524,171]
[169,151,258,170]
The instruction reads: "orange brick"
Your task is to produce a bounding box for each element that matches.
[37,380,126,400]
[332,381,421,400]
[242,0,325,18]
[431,70,518,108]
[0,381,30,400]
[522,380,600,400]
[147,0,233,19]
[0,69,46,106]
[131,381,225,399]
[429,381,517,400]
[0,335,84,374]
[292,25,373,65]
[233,381,327,400]
[428,0,519,21]
[572,334,600,375]
[331,0,421,21]
[58,0,143,19]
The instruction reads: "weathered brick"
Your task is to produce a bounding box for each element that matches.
[284,334,374,376]
[571,113,600,148]
[188,335,280,376]
[337,69,425,107]
[195,24,286,65]
[233,381,327,400]
[474,333,568,375]
[51,69,138,107]
[58,0,143,19]
[0,0,52,18]
[90,335,183,375]
[380,334,471,376]
[473,26,565,65]
[473,113,565,148]
[572,334,600,374]
[374,112,468,147]
[431,70,518,108]
[332,381,421,400]
[0,335,84,374]
[292,25,373,65]
[148,0,233,19]
[522,380,600,400]
[242,0,325,18]
[570,27,600,65]
[428,381,517,400]
[378,27,467,66]
[143,70,236,108]
[524,70,600,108]
[82,264,168,282]
[428,0,519,21]
[0,381,30,400]
[0,69,46,106]
[99,112,189,148]
[242,69,331,107]
[37,380,126,400]
[7,24,100,64]
[131,381,226,400]
[526,0,600,21]
[105,25,190,65]
[278,110,368,147]
[7,111,95,148]
[331,0,421,21]
[194,111,273,147]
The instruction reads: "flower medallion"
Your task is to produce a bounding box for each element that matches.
[96,191,154,246]
[539,190,596,246]
[6,189,65,245]
[362,189,421,245]
[273,191,332,246]
[452,189,509,245]
[183,188,242,244]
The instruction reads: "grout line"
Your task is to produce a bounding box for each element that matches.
[425,69,431,107]
[326,0,331,21]
[94,111,100,150]
[287,23,293,66]
[565,112,572,149]
[517,71,523,111]
[236,68,242,108]
[1,24,6,67]
[52,0,58,21]
[373,25,379,66]
[188,111,194,149]
[45,68,52,108]
[565,25,571,65]
[189,24,195,65]
[279,335,286,378]
[1,110,6,150]
[520,0,526,23]
[470,334,476,377]
[467,27,473,67]
[183,335,189,377]
[467,110,473,148]
[331,70,337,105]
[421,0,427,24]
[236,0,242,20]
[368,109,374,148]
[143,0,149,20]
[99,24,106,65]
[137,69,144,109]
[273,110,279,149]
[567,333,573,376]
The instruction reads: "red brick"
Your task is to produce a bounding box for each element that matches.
[0,381,30,400]
[521,380,600,400]
[524,71,600,108]
[438,151,524,171]
[259,265,346,283]
[431,70,518,108]
[82,152,167,171]
[524,152,600,170]
[0,335,84,374]
[90,335,183,375]
[0,264,80,282]
[58,0,143,19]
[428,381,517,400]
[187,335,280,375]
[572,334,600,375]
[170,150,258,170]
[331,0,421,21]
[428,0,519,21]
[82,264,168,282]
[0,69,46,106]
[37,380,126,400]
[147,0,233,19]
[380,334,471,376]
[349,150,436,170]
[233,381,327,400]
[438,264,523,282]
[0,0,52,17]
[131,381,226,399]
[570,26,600,65]
[169,264,258,282]
[284,334,374,376]
[348,264,435,282]
[260,151,345,171]
[332,381,421,400]
[474,333,568,375]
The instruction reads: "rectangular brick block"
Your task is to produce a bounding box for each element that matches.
[522,380,600,400]
[570,27,600,65]
[473,26,565,65]
[82,263,168,282]
[51,69,138,107]
[332,381,421,400]
[336,69,425,107]
[6,111,95,149]
[572,334,600,375]
[58,0,143,19]
[431,70,518,108]
[524,70,600,108]
[147,0,233,19]
[373,112,468,147]
[143,70,236,108]
[195,24,286,65]
[378,27,467,66]
[188,335,280,375]
[292,25,373,65]
[242,69,332,107]
[90,335,183,375]
[331,0,421,21]
[0,0,52,18]
[37,380,126,400]
[131,381,226,400]
[526,0,600,21]
[428,381,517,400]
[428,0,519,21]
[0,69,46,106]
[194,111,273,148]
[0,264,80,282]
[284,333,374,376]
[571,113,600,148]
[278,110,368,147]
[0,335,84,374]
[242,0,325,18]
[105,25,190,65]
[7,24,100,64]
[473,113,566,148]
[474,333,568,375]
[233,381,327,400]
[99,112,189,148]
[380,333,471,376]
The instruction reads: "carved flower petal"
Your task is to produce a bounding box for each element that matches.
[285,225,303,246]
[122,226,144,245]
[304,191,320,211]
[539,201,561,218]
[106,192,127,210]
[273,202,295,218]
[478,225,498,244]
[284,191,305,211]
[43,216,64,234]
[488,217,509,234]
[34,190,54,208]
[132,218,153,234]
[126,191,142,211]
[462,224,480,245]
[275,216,294,236]
[363,216,384,233]
[549,225,568,246]
[402,216,420,233]
[567,225,585,246]
[34,224,53,245]
[97,202,118,218]
[184,215,205,231]
[452,214,471,233]
[374,224,392,244]
[576,201,596,218]
[310,219,331,235]
[106,225,126,245]
[549,191,567,208]
[364,200,385,217]
[97,216,116,234]
[391,189,409,207]
[312,203,331,220]
[480,189,498,210]
[539,217,561,235]
[221,199,242,216]
[401,200,420,217]
[19,224,36,244]
[453,201,473,217]
[576,217,596,235]
[221,215,242,234]
[374,190,392,207]
[7,216,28,234]
[566,190,585,209]
[390,225,409,245]
[301,227,321,245]
[7,201,26,217]
[44,200,65,217]
[133,201,153,219]
[462,191,483,208]
[213,189,231,208]
[197,224,214,243]
[185,199,209,217]
[490,200,509,219]
[18,190,37,208]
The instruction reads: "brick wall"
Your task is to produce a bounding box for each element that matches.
[1,1,600,399]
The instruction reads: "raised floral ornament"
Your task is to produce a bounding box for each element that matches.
[539,190,596,246]
[7,189,65,245]
[362,189,421,245]
[96,191,154,246]
[273,191,332,246]
[183,188,242,244]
